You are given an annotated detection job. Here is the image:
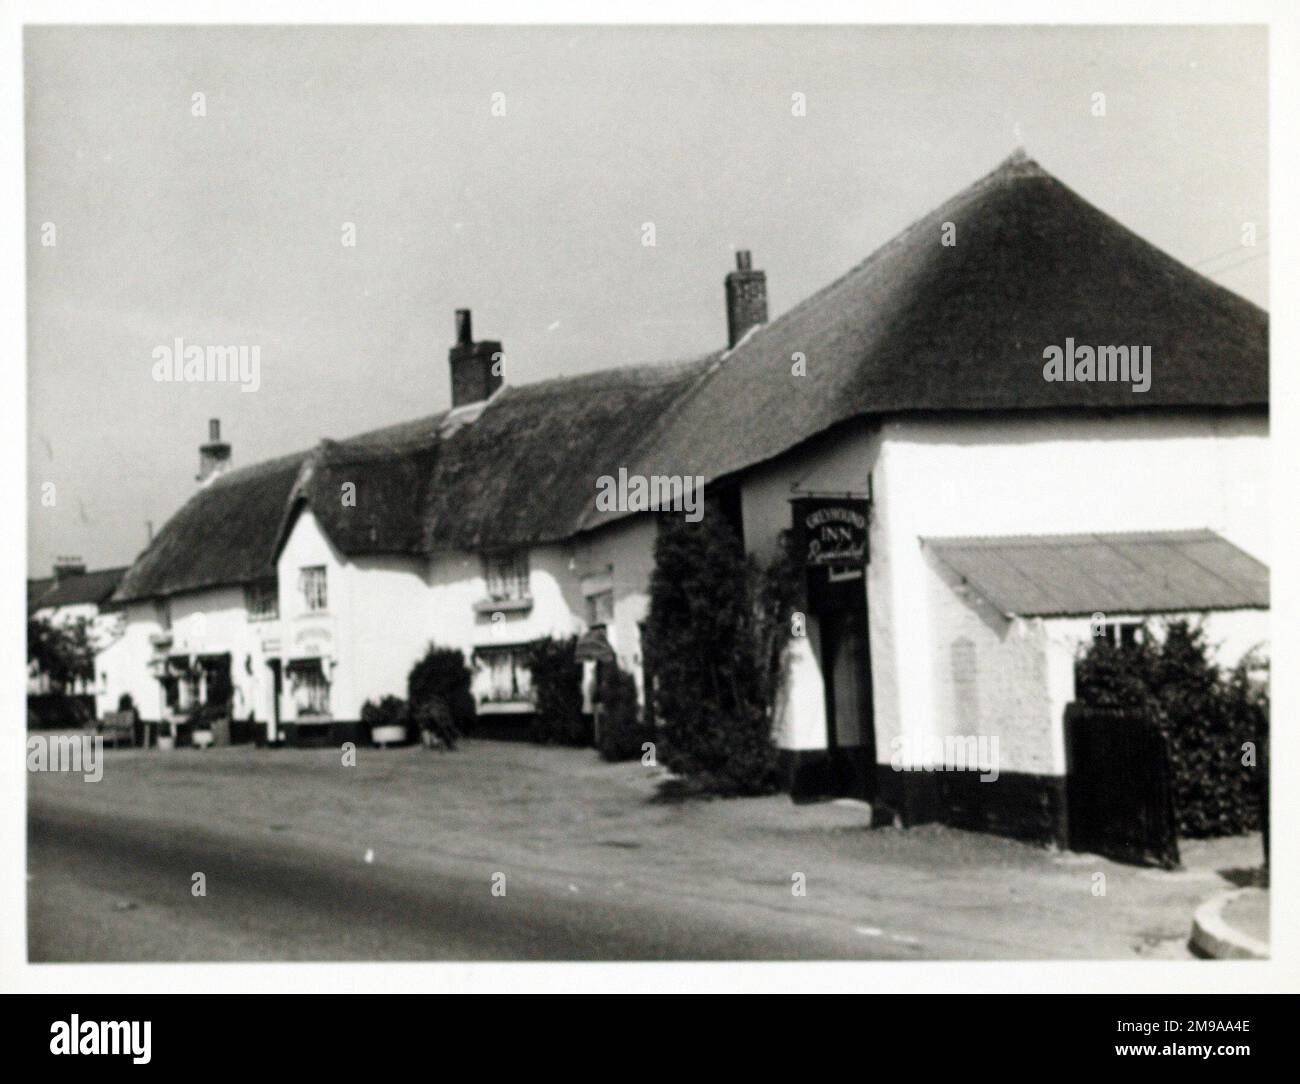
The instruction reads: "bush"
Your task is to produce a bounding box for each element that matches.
[1075,621,1268,838]
[186,699,230,729]
[596,663,645,762]
[407,644,476,734]
[360,695,410,742]
[640,516,800,795]
[526,636,589,745]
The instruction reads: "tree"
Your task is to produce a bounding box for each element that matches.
[641,515,800,795]
[27,615,95,693]
[1075,620,1268,839]
[526,636,588,745]
[407,644,476,734]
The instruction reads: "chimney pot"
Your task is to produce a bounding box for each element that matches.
[724,250,768,349]
[448,310,502,409]
[53,556,86,584]
[197,419,232,484]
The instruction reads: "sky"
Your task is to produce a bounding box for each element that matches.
[25,24,1268,575]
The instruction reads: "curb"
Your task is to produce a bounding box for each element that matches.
[1190,888,1269,960]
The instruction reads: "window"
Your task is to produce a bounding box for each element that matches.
[475,646,533,704]
[585,589,614,629]
[1097,621,1143,649]
[483,551,530,602]
[155,599,172,631]
[299,566,327,612]
[287,659,330,717]
[245,580,279,621]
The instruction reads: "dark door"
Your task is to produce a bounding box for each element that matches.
[268,660,282,727]
[1065,704,1179,868]
[818,603,875,799]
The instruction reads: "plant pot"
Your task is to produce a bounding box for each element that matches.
[193,729,214,750]
[371,724,406,747]
[156,735,175,751]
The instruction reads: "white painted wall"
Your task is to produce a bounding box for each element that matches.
[95,587,280,727]
[275,507,591,719]
[573,516,659,698]
[880,409,1268,776]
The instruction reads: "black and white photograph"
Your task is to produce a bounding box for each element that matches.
[6,1,1298,1016]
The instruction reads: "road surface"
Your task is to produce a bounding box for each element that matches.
[29,801,920,961]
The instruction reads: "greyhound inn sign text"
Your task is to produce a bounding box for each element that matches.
[795,499,868,566]
[796,499,869,568]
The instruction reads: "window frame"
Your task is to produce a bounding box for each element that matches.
[474,644,533,705]
[483,550,530,603]
[299,566,328,613]
[245,579,279,622]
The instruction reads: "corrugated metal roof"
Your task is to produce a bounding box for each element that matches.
[924,530,1268,618]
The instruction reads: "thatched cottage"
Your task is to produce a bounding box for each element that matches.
[104,152,1268,839]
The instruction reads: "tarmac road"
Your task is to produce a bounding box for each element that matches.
[28,801,911,962]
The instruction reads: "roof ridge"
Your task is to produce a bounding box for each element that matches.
[716,150,1056,357]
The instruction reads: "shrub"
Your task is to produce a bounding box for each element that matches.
[360,695,410,742]
[526,636,589,745]
[407,644,476,734]
[596,663,645,762]
[187,699,230,729]
[1075,620,1268,839]
[641,516,800,795]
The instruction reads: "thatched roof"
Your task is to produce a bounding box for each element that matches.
[419,359,713,550]
[115,451,310,601]
[586,151,1267,529]
[115,359,711,601]
[115,153,1267,602]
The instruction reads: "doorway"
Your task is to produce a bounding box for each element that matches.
[817,600,875,799]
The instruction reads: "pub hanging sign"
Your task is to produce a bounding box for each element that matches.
[794,497,869,567]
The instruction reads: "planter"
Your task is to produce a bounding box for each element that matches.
[193,729,214,750]
[371,724,407,747]
[156,734,175,751]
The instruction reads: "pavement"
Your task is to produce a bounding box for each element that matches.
[25,737,1267,961]
[1191,886,1270,960]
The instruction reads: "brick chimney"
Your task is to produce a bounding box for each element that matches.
[724,250,768,348]
[197,418,231,484]
[53,556,86,584]
[448,309,503,409]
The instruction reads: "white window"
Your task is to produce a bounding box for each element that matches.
[1098,621,1143,649]
[245,580,279,621]
[484,551,529,602]
[475,646,533,704]
[287,660,330,717]
[299,566,327,612]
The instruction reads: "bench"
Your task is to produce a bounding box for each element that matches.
[98,710,136,748]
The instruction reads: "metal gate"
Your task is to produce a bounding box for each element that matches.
[1065,703,1180,869]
